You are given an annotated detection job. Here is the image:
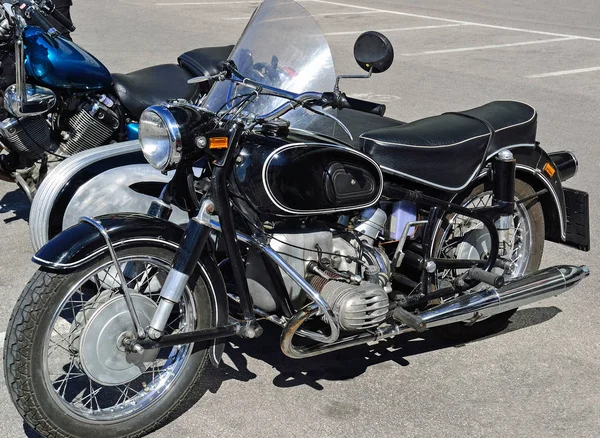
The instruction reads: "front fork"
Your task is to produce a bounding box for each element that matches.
[493,150,516,259]
[146,124,261,340]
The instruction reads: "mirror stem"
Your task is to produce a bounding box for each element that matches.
[334,67,373,93]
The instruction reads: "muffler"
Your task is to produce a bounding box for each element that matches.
[281,265,588,358]
[419,265,589,328]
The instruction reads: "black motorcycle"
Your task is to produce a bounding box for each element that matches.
[4,1,590,436]
[0,0,231,198]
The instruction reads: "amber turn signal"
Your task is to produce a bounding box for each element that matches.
[543,162,556,178]
[209,137,229,149]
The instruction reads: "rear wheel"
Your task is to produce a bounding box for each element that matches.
[432,178,545,339]
[4,245,215,437]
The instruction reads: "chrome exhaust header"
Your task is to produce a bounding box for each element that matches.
[280,265,589,359]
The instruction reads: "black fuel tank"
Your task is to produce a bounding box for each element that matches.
[235,133,383,216]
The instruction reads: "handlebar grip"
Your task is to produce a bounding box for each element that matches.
[50,7,76,32]
[467,267,505,289]
[342,96,386,117]
[27,5,60,38]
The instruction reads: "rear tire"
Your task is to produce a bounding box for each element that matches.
[4,245,216,438]
[433,178,545,340]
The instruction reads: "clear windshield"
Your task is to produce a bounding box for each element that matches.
[201,0,336,134]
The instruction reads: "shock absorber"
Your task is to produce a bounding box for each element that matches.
[493,149,516,257]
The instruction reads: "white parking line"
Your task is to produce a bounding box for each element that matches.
[224,10,381,20]
[527,66,600,78]
[402,36,578,56]
[156,1,261,5]
[325,23,463,36]
[303,0,600,42]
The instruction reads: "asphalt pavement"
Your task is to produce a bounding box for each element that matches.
[0,1,598,437]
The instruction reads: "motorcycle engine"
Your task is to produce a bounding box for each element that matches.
[58,95,120,155]
[0,95,120,164]
[0,116,55,162]
[247,209,392,331]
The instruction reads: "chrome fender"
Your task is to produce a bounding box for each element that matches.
[30,141,189,251]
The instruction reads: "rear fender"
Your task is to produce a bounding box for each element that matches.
[512,144,567,243]
[469,144,567,243]
[34,213,229,366]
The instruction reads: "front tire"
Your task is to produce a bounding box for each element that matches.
[4,246,215,437]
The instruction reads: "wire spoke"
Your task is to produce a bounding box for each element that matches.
[44,254,194,419]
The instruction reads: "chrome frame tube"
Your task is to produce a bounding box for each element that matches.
[199,218,340,344]
[15,35,26,106]
[11,6,28,109]
[239,234,340,344]
[79,217,146,338]
[391,220,428,268]
[227,292,288,327]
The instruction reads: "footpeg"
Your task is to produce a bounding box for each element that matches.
[466,266,505,288]
[393,306,426,332]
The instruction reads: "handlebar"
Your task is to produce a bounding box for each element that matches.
[321,92,386,116]
[340,96,386,116]
[18,1,60,38]
[26,4,59,37]
[215,63,387,131]
[255,90,323,122]
[47,3,76,32]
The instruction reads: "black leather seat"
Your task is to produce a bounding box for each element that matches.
[360,101,537,191]
[112,64,198,119]
[178,45,234,76]
[112,45,234,120]
[301,109,404,148]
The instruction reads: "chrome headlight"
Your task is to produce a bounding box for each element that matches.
[139,105,182,171]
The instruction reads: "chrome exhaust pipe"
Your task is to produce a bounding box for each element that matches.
[280,265,588,359]
[280,302,412,359]
[419,265,589,328]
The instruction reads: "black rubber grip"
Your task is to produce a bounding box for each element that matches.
[343,96,386,116]
[27,5,60,38]
[468,267,505,288]
[50,7,76,32]
[393,306,426,332]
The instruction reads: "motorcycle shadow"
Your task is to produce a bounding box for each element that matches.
[18,306,561,438]
[20,307,561,437]
[0,188,29,223]
[218,306,562,391]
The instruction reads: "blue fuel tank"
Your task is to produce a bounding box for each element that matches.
[23,26,112,91]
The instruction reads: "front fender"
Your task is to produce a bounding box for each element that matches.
[30,140,183,251]
[33,213,229,366]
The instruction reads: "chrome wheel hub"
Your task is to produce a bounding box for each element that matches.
[79,294,159,386]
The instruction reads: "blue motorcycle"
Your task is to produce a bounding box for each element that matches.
[0,0,232,199]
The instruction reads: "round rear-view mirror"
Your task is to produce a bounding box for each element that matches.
[353,31,394,74]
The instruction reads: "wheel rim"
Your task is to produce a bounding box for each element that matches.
[42,254,198,423]
[436,190,534,283]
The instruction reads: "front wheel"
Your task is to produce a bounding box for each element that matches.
[4,245,215,437]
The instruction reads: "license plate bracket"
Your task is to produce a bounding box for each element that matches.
[563,187,590,251]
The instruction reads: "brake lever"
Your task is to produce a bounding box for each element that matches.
[187,71,227,84]
[304,104,353,141]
